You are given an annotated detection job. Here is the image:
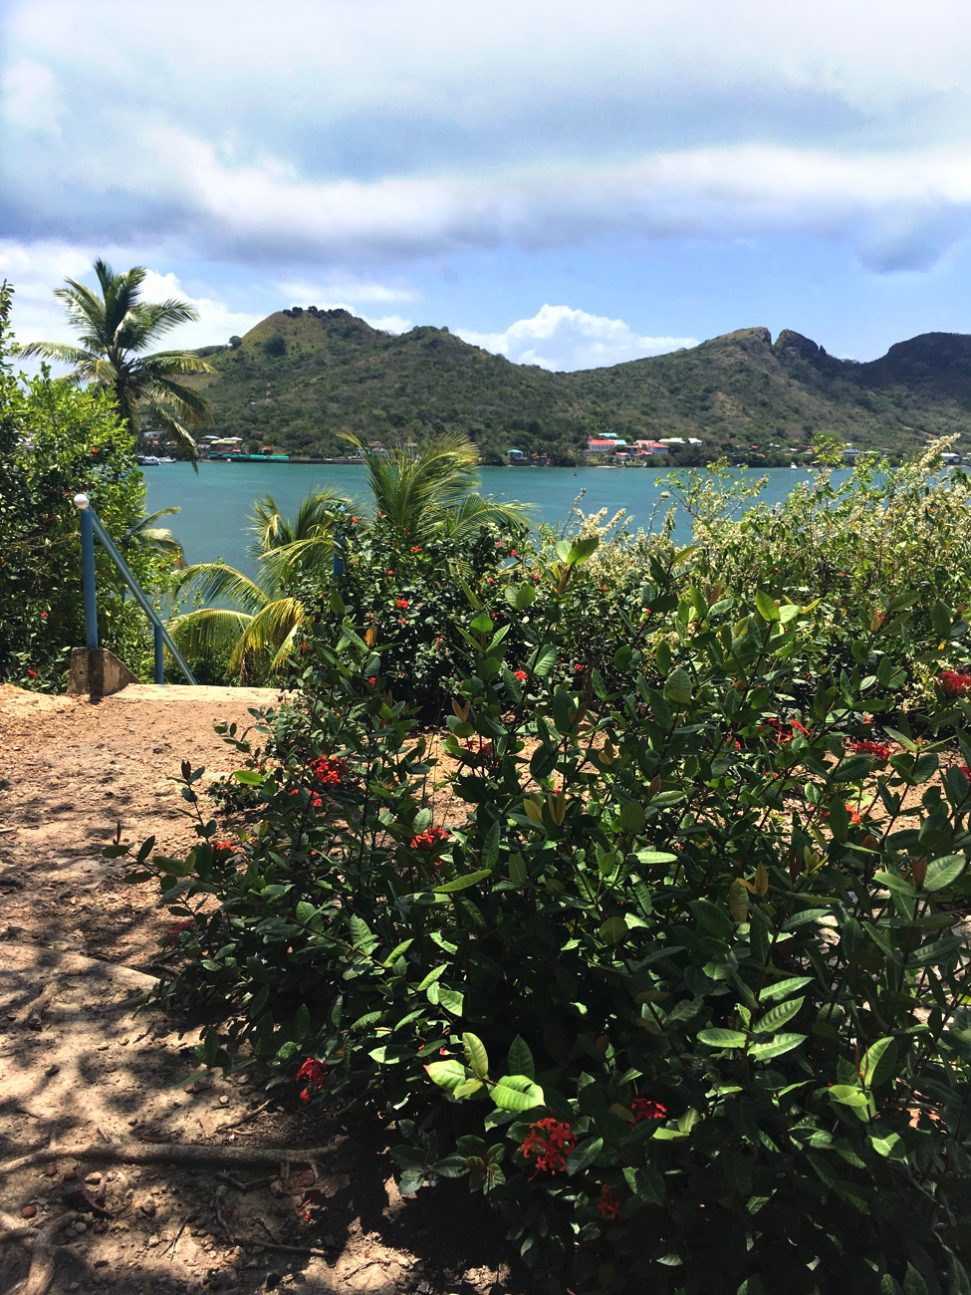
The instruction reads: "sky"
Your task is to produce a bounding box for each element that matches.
[3,0,971,371]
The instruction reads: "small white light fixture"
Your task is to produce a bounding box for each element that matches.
[74,493,90,510]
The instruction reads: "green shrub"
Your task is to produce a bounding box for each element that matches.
[0,286,170,686]
[124,526,971,1294]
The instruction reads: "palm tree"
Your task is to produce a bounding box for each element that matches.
[17,259,214,460]
[122,507,186,569]
[168,489,348,681]
[346,433,530,543]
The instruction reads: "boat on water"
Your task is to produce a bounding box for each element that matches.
[209,453,292,463]
[137,454,161,466]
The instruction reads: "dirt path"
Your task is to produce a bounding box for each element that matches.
[0,685,524,1295]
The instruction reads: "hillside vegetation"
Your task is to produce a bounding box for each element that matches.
[188,307,971,463]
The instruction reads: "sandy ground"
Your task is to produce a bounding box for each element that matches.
[0,684,525,1295]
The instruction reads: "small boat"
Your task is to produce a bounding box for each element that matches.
[790,462,799,469]
[137,455,161,466]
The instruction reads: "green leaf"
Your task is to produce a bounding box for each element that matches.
[598,916,628,945]
[232,769,264,786]
[433,868,492,894]
[903,1263,930,1295]
[425,1059,467,1092]
[348,914,377,953]
[664,667,693,705]
[453,1078,485,1100]
[754,997,804,1034]
[437,986,465,1016]
[922,854,966,892]
[434,1154,469,1178]
[491,1074,545,1112]
[507,1034,535,1079]
[759,976,813,1002]
[570,534,599,564]
[697,1029,748,1048]
[636,849,679,866]
[859,1036,897,1089]
[462,1032,489,1080]
[747,1033,806,1061]
[827,1084,869,1108]
[566,1136,604,1175]
[755,590,780,622]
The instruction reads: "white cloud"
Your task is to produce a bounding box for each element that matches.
[277,278,418,305]
[6,1,971,275]
[0,57,63,137]
[458,305,697,371]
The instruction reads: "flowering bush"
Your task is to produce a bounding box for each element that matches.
[123,482,971,1292]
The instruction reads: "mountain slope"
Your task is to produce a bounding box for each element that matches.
[189,309,971,463]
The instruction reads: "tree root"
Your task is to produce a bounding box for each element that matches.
[0,1210,61,1295]
[0,1140,333,1179]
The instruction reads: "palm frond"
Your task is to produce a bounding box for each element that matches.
[174,561,270,611]
[168,607,254,665]
[257,533,336,587]
[147,406,200,463]
[13,340,95,367]
[143,374,213,428]
[438,493,532,539]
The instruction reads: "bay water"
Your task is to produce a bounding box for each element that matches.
[146,462,826,577]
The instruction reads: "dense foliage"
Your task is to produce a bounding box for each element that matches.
[188,307,971,463]
[126,450,971,1294]
[0,283,176,687]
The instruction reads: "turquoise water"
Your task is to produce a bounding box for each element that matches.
[145,462,824,577]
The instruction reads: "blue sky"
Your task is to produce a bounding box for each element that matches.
[3,0,971,371]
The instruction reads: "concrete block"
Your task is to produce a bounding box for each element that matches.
[67,647,139,699]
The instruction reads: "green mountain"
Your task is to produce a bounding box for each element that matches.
[189,309,971,464]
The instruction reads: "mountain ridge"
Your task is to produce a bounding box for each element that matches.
[187,310,971,464]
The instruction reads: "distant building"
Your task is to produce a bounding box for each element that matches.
[587,437,628,454]
[633,440,668,457]
[507,448,525,462]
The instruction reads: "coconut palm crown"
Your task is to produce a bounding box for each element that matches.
[17,259,214,460]
[347,433,530,544]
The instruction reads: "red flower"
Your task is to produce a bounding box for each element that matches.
[519,1118,576,1174]
[310,754,348,787]
[763,717,808,744]
[411,545,422,553]
[162,920,194,946]
[596,1184,621,1222]
[574,663,585,673]
[940,670,971,699]
[350,516,359,524]
[212,839,235,853]
[630,1097,668,1123]
[959,765,971,784]
[40,611,48,621]
[386,569,395,575]
[367,676,377,686]
[409,824,450,853]
[531,572,541,582]
[509,548,518,557]
[848,738,891,761]
[514,669,528,682]
[822,804,862,826]
[396,598,410,609]
[296,1057,327,1102]
[26,668,38,679]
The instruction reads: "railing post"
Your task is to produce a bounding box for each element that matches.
[74,493,99,650]
[153,623,165,684]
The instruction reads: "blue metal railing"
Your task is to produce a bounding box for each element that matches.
[74,492,196,685]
